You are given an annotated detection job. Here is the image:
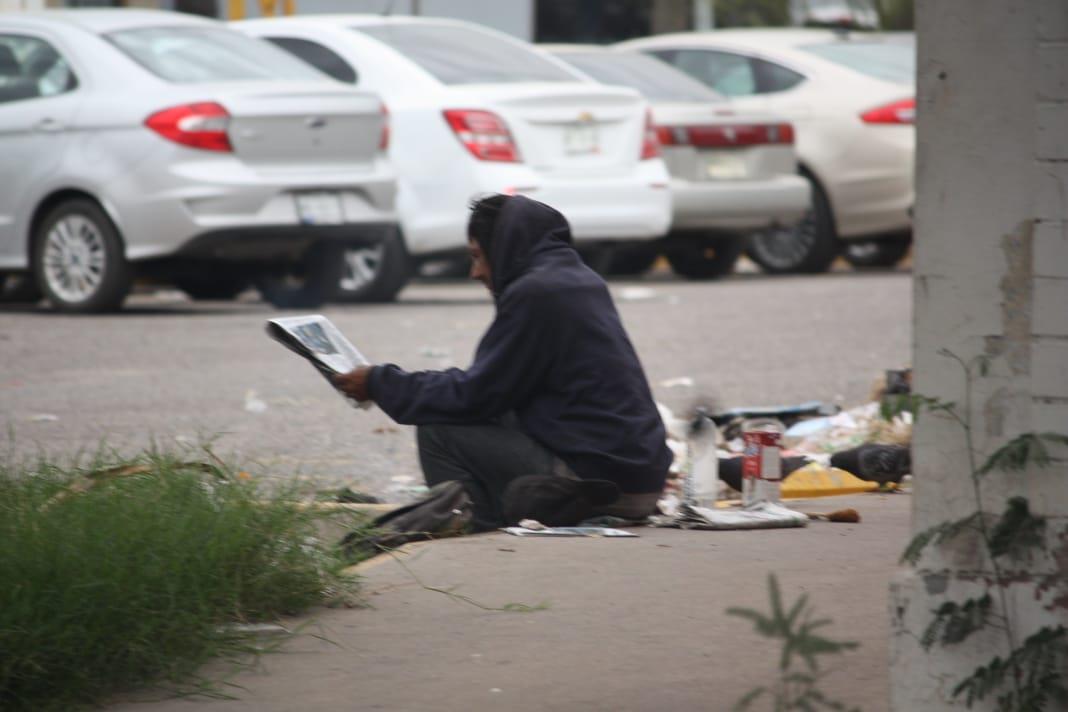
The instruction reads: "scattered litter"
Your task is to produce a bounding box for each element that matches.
[373,426,399,434]
[28,413,58,422]
[244,389,268,413]
[218,622,290,636]
[418,346,451,358]
[618,286,658,302]
[336,487,382,504]
[651,501,808,530]
[174,434,195,446]
[660,376,694,389]
[390,475,415,483]
[490,689,503,694]
[777,465,875,499]
[498,548,516,553]
[804,508,861,523]
[502,526,639,538]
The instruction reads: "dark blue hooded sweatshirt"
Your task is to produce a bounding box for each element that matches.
[367,196,670,495]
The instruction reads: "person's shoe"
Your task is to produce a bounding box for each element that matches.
[340,480,472,559]
[830,444,911,483]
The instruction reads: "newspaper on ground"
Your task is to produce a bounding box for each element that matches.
[502,526,639,538]
[265,314,372,409]
[650,501,808,530]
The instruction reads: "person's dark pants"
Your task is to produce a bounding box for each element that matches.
[417,417,661,532]
[417,418,570,532]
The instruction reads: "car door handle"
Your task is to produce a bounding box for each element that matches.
[35,118,64,133]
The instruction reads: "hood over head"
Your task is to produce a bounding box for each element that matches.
[488,195,573,295]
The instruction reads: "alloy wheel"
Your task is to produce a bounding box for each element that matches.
[42,215,106,303]
[340,245,385,292]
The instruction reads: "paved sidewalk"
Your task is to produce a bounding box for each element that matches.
[110,493,910,712]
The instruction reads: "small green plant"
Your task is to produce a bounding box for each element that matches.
[891,349,1068,711]
[727,573,860,711]
[0,447,362,711]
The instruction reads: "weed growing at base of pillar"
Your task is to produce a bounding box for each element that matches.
[890,349,1068,711]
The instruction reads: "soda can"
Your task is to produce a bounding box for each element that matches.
[741,418,784,506]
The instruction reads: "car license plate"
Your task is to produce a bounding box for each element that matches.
[295,192,344,225]
[704,152,748,180]
[564,122,599,155]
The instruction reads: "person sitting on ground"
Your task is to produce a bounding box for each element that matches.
[334,194,670,532]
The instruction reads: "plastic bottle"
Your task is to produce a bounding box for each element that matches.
[687,412,720,508]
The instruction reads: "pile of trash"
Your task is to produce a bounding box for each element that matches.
[658,368,914,512]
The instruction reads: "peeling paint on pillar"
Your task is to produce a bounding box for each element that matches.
[987,220,1034,376]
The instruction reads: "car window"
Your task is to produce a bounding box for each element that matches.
[555,51,723,103]
[655,49,756,96]
[800,41,915,83]
[355,23,573,85]
[0,34,78,104]
[266,36,357,84]
[108,26,325,83]
[753,57,805,92]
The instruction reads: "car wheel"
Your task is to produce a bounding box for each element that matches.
[255,242,345,309]
[173,273,249,300]
[334,231,411,303]
[843,236,911,269]
[33,199,132,313]
[747,173,839,274]
[605,244,659,276]
[665,234,744,279]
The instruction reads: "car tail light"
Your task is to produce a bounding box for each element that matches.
[379,103,390,151]
[640,109,660,159]
[654,122,794,147]
[860,98,915,124]
[145,102,232,152]
[443,109,520,162]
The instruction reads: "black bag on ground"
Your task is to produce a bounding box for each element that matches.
[340,480,473,557]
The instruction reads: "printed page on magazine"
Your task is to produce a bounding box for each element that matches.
[265,314,372,409]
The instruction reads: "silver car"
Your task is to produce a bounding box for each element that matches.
[0,9,396,312]
[549,46,809,278]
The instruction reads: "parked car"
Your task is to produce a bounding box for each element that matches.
[0,9,396,312]
[621,29,915,272]
[547,45,809,278]
[235,16,672,299]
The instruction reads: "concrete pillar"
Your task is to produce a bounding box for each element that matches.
[889,0,1068,709]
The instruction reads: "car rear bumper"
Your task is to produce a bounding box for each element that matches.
[670,174,810,231]
[171,223,396,263]
[525,175,672,242]
[109,147,397,262]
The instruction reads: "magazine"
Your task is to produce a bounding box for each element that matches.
[265,315,372,409]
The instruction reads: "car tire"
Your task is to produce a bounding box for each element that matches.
[605,244,659,276]
[665,234,744,279]
[333,231,411,303]
[173,273,249,300]
[33,198,132,313]
[746,172,839,274]
[843,236,911,269]
[255,241,345,309]
[0,273,42,303]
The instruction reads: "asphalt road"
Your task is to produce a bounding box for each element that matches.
[0,268,910,499]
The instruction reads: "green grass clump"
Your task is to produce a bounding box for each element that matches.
[0,451,361,710]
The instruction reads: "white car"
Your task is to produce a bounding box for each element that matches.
[548,45,809,278]
[621,29,915,273]
[0,9,396,312]
[235,16,673,300]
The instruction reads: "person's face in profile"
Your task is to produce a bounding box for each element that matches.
[468,238,492,292]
